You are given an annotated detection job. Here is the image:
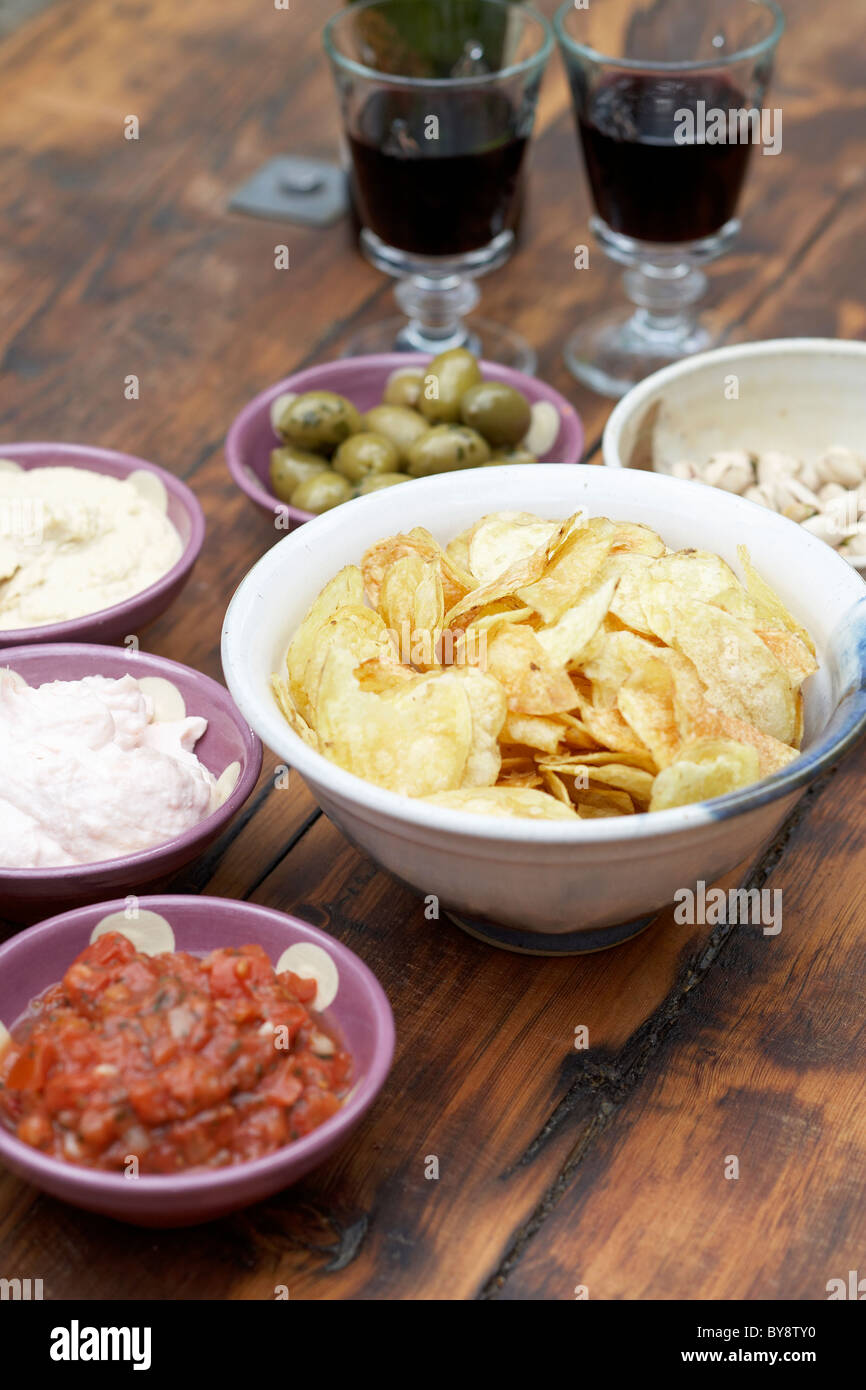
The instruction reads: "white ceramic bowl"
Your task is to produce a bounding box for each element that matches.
[222,465,866,954]
[603,338,866,570]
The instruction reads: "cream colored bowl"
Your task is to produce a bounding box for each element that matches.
[221,464,866,953]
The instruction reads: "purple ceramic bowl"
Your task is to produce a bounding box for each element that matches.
[0,645,262,922]
[226,353,584,527]
[0,443,205,647]
[0,896,395,1225]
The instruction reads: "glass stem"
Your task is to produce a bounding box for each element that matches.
[623,261,707,342]
[394,273,481,355]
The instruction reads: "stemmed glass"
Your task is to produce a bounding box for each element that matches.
[325,0,553,372]
[555,0,785,397]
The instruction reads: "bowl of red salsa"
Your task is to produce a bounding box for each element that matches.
[0,896,394,1225]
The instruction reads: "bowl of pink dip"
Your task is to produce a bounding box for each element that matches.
[0,644,262,923]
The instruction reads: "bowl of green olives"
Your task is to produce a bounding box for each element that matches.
[225,351,583,526]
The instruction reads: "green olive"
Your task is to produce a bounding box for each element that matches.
[276,391,362,452]
[383,368,424,409]
[418,348,483,424]
[355,471,409,495]
[290,469,353,514]
[269,446,328,503]
[362,405,429,465]
[480,445,539,466]
[460,381,532,447]
[332,431,400,483]
[406,424,490,477]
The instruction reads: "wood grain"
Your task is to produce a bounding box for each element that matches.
[0,0,863,1301]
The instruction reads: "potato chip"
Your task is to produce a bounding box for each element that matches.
[501,711,569,755]
[611,521,666,557]
[485,624,576,715]
[274,508,817,823]
[468,511,560,584]
[616,659,681,769]
[573,787,636,817]
[286,565,365,719]
[535,576,617,668]
[648,549,738,602]
[438,665,506,787]
[649,739,761,811]
[423,786,578,820]
[377,553,444,670]
[545,759,654,805]
[301,605,390,725]
[444,511,585,628]
[316,647,471,796]
[270,675,319,750]
[516,516,614,623]
[639,578,796,744]
[737,545,816,656]
[363,527,471,611]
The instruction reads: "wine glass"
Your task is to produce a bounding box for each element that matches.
[555,0,785,397]
[324,0,553,372]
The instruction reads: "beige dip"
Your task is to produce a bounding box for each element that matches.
[0,464,183,630]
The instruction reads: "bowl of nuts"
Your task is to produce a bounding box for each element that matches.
[603,339,866,571]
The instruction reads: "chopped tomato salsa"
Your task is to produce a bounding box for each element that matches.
[0,932,353,1173]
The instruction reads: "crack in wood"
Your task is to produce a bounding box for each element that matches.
[478,763,839,1298]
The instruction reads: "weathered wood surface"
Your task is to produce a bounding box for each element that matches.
[0,0,864,1300]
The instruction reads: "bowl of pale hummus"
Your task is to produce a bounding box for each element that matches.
[0,644,262,921]
[0,443,206,646]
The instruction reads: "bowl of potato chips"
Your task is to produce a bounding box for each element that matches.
[222,465,866,953]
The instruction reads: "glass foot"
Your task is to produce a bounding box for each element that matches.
[564,304,719,398]
[340,315,537,373]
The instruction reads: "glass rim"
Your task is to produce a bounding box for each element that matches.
[324,0,554,89]
[554,0,785,74]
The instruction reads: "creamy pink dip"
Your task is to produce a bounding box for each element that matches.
[0,671,218,867]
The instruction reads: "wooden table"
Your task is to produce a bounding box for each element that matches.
[1,0,864,1302]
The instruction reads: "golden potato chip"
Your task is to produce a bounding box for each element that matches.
[649,739,761,811]
[516,516,614,623]
[639,578,796,744]
[535,576,617,668]
[485,625,576,715]
[571,697,650,755]
[616,659,681,769]
[544,759,654,804]
[541,767,572,805]
[354,656,417,695]
[754,627,818,690]
[604,553,656,634]
[648,549,738,602]
[274,508,816,822]
[501,711,569,755]
[270,676,318,750]
[573,787,636,817]
[301,605,390,725]
[438,665,506,787]
[285,565,365,719]
[377,553,444,670]
[468,511,559,584]
[424,786,578,820]
[542,748,658,773]
[611,521,666,557]
[671,685,799,776]
[737,545,816,656]
[363,527,471,610]
[444,512,584,628]
[316,647,471,796]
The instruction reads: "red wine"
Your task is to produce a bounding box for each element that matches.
[347,89,528,257]
[573,73,753,244]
